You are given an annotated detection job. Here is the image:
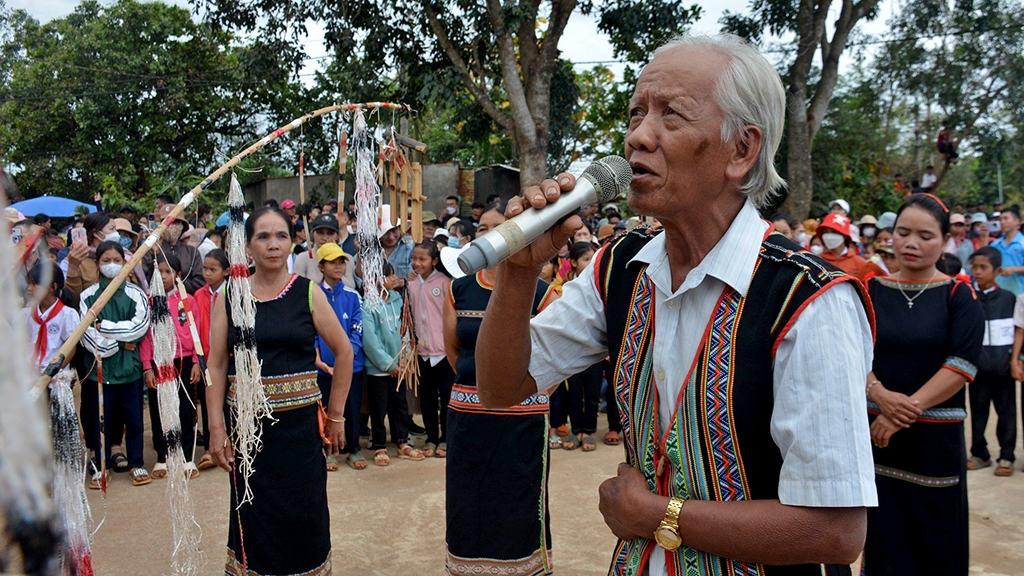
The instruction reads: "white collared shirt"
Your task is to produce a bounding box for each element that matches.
[529,200,876,575]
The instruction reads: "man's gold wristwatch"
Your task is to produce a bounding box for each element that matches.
[653,496,685,550]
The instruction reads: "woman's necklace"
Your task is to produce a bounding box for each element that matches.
[895,269,939,309]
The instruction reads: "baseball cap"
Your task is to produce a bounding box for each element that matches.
[829,199,850,214]
[971,212,988,224]
[949,213,966,225]
[155,204,190,231]
[310,213,340,232]
[316,242,350,263]
[818,213,852,238]
[876,212,897,230]
[422,210,441,224]
[377,205,398,239]
[433,227,449,240]
[280,199,296,210]
[73,205,91,216]
[120,205,136,214]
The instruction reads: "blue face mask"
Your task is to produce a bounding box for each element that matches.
[447,236,461,248]
[118,235,132,249]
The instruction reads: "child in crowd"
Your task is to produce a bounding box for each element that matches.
[362,261,424,466]
[80,241,151,487]
[140,252,202,479]
[968,247,1017,476]
[193,248,229,470]
[556,242,603,452]
[408,241,454,458]
[314,243,365,471]
[24,262,79,373]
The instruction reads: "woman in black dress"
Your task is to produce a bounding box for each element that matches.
[207,206,353,576]
[442,203,558,576]
[862,194,984,575]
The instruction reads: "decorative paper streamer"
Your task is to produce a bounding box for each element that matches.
[225,172,272,504]
[49,369,93,576]
[0,189,60,573]
[353,109,386,309]
[148,269,203,575]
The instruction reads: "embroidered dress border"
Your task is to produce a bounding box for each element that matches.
[227,371,321,411]
[874,465,960,488]
[446,548,553,576]
[867,401,967,422]
[226,548,331,576]
[448,384,549,416]
[942,355,978,381]
[873,277,952,291]
[455,310,486,319]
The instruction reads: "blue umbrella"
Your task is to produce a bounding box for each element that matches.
[8,196,96,218]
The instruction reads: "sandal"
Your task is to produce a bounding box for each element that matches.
[603,431,620,446]
[197,453,216,471]
[422,442,436,458]
[581,435,597,452]
[373,449,390,467]
[561,434,581,451]
[326,455,339,472]
[435,442,447,458]
[130,467,152,486]
[967,456,992,470]
[346,453,368,470]
[185,462,199,479]
[397,444,425,461]
[88,470,109,490]
[110,452,129,473]
[549,431,562,449]
[995,459,1014,477]
[151,462,168,479]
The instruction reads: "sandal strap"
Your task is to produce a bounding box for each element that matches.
[131,468,149,478]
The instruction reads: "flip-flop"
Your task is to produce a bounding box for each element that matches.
[88,470,109,490]
[130,468,152,486]
[373,449,390,467]
[197,453,216,470]
[561,434,581,451]
[422,442,436,458]
[548,432,562,449]
[435,442,447,458]
[995,460,1014,477]
[967,456,992,470]
[603,431,620,446]
[184,462,199,479]
[581,435,598,452]
[346,453,368,470]
[326,455,339,472]
[151,462,168,479]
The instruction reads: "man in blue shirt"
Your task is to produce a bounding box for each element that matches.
[994,206,1024,295]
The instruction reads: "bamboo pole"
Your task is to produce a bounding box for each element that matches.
[337,129,348,207]
[411,162,423,243]
[34,102,412,392]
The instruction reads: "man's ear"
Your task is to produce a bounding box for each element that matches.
[724,125,762,184]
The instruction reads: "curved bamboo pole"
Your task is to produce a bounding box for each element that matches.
[34,101,412,391]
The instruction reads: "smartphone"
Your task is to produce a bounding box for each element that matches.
[70,227,87,244]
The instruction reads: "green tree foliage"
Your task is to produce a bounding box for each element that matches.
[0,0,294,202]
[192,0,700,186]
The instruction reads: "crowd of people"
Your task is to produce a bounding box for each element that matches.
[2,31,1015,576]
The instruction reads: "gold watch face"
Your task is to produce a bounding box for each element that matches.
[654,526,682,550]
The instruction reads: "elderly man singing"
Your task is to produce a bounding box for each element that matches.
[476,35,876,575]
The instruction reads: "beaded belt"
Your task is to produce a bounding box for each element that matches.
[227,371,321,412]
[449,384,549,416]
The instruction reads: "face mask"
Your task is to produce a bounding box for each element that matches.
[861,226,876,239]
[99,263,122,279]
[447,236,461,249]
[103,232,121,244]
[445,206,457,216]
[118,235,132,249]
[162,223,183,244]
[794,232,807,245]
[810,244,825,256]
[821,232,845,250]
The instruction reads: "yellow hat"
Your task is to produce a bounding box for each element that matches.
[316,242,350,263]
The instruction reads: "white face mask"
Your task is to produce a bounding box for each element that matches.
[445,206,457,215]
[821,232,845,250]
[794,232,807,245]
[810,244,825,256]
[99,263,122,279]
[103,231,121,244]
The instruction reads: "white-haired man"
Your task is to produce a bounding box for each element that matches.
[476,35,876,575]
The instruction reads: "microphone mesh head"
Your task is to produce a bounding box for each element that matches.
[582,155,632,202]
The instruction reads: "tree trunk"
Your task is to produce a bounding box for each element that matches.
[517,127,549,188]
[781,94,815,220]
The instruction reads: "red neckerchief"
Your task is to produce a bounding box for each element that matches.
[32,300,65,364]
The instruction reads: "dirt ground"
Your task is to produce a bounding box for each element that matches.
[73,396,1024,575]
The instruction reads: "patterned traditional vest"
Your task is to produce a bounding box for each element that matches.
[596,227,872,576]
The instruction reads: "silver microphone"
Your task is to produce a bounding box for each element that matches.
[456,156,632,275]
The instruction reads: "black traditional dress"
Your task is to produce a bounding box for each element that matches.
[863,276,983,576]
[445,271,557,576]
[225,275,331,576]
